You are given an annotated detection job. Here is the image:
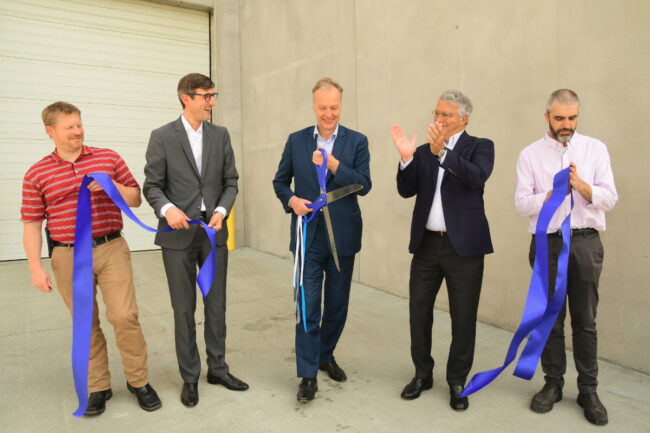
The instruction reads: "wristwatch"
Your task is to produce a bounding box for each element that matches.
[437,148,447,159]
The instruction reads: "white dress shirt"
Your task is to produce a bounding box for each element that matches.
[515,131,618,233]
[400,130,464,232]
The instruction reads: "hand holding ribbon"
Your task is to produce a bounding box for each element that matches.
[461,166,574,398]
[71,172,217,417]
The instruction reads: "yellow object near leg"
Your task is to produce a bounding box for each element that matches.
[227,208,236,251]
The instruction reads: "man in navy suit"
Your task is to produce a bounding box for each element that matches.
[391,90,494,411]
[273,77,371,402]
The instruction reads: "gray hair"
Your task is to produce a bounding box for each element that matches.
[546,89,580,112]
[312,77,343,96]
[439,90,473,119]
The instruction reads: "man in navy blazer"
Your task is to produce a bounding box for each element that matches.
[273,77,371,403]
[391,90,494,411]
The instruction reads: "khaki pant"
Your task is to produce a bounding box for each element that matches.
[51,236,148,391]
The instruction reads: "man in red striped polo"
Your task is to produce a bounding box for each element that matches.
[21,102,161,416]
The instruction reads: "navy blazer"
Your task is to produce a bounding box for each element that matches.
[273,125,371,256]
[397,131,494,257]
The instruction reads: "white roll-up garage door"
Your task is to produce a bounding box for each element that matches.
[0,0,210,260]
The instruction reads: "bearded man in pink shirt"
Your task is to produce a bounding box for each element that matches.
[515,89,618,426]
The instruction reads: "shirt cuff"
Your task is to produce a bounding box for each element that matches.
[399,157,414,170]
[439,150,448,164]
[214,206,228,218]
[160,203,174,217]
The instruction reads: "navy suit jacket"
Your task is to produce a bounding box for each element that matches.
[273,125,371,256]
[397,131,494,257]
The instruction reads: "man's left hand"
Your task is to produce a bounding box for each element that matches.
[569,162,593,203]
[208,212,224,231]
[86,180,104,192]
[426,123,446,156]
[313,146,340,173]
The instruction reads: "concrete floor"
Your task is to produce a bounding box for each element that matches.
[1,247,648,433]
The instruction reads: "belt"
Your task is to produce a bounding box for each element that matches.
[546,228,598,238]
[52,231,122,248]
[426,230,447,237]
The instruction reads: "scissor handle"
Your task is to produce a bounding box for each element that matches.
[302,148,329,223]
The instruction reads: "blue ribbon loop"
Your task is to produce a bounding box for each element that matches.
[461,167,573,398]
[71,172,217,417]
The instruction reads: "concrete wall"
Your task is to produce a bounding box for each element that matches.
[223,0,649,373]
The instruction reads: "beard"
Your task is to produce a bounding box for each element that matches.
[549,124,575,143]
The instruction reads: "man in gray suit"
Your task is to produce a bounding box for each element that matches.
[143,73,248,407]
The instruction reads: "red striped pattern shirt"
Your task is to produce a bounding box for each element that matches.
[21,146,139,243]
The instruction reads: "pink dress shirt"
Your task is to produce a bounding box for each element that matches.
[515,131,618,234]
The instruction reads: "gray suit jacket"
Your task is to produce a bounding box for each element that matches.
[143,117,238,249]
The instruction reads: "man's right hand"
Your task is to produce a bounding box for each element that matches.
[391,124,416,163]
[289,196,313,217]
[166,206,191,229]
[31,266,53,292]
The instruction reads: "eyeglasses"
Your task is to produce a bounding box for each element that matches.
[188,92,218,102]
[432,110,458,119]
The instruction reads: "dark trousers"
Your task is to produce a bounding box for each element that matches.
[162,225,229,383]
[529,230,603,394]
[409,231,484,386]
[296,220,355,378]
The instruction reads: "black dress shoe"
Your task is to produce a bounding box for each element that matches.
[577,392,608,425]
[181,383,199,407]
[530,382,562,413]
[400,376,433,400]
[84,389,112,416]
[449,385,469,410]
[297,378,318,402]
[127,382,162,412]
[318,360,347,382]
[207,372,249,391]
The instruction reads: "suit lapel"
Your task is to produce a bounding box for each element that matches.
[443,131,469,181]
[174,117,200,178]
[201,121,212,178]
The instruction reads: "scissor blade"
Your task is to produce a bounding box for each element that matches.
[322,205,340,272]
[325,184,363,204]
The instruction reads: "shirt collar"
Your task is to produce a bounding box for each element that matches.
[51,145,93,163]
[446,130,464,150]
[544,131,574,153]
[181,114,203,134]
[313,123,339,141]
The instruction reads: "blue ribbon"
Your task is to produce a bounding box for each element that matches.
[71,172,217,417]
[461,167,573,397]
[294,149,329,332]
